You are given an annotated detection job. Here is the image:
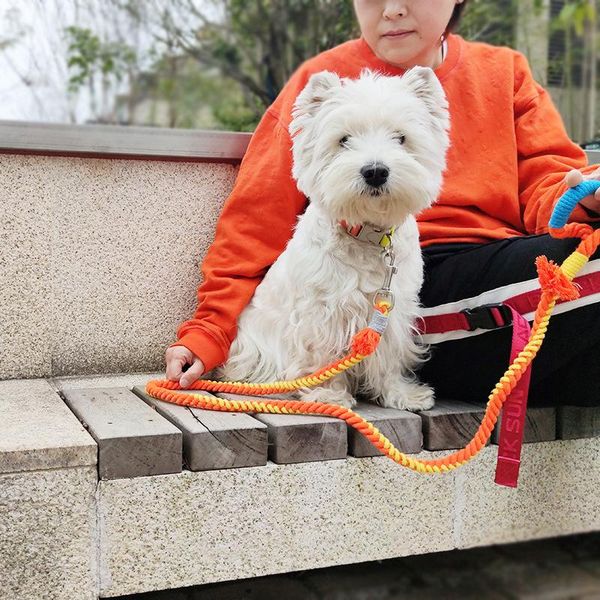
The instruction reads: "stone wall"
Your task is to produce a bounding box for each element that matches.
[1,153,238,379]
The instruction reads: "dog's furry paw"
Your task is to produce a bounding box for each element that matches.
[299,386,356,408]
[379,381,434,412]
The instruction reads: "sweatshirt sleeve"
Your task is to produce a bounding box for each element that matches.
[514,52,599,234]
[170,107,308,372]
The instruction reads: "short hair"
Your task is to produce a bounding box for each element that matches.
[446,1,468,34]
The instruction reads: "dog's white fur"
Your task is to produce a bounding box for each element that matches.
[220,68,450,410]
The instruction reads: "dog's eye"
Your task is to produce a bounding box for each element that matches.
[395,134,406,145]
[339,135,350,147]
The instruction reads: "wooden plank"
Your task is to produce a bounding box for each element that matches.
[419,399,487,451]
[62,387,182,480]
[491,406,556,445]
[557,406,600,440]
[218,393,347,464]
[133,386,268,471]
[348,402,422,457]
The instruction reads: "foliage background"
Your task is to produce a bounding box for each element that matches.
[0,0,597,141]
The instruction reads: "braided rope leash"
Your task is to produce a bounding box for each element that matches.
[146,180,600,475]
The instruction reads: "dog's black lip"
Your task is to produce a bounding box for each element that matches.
[359,184,390,197]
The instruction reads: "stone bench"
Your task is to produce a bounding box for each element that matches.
[2,126,599,599]
[2,373,600,599]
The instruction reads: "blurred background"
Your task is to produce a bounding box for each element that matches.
[0,0,597,144]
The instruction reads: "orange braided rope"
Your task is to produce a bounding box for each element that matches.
[146,191,600,474]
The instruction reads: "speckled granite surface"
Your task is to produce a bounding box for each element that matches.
[0,466,98,600]
[120,532,600,600]
[0,378,96,474]
[0,154,237,380]
[98,455,457,597]
[456,437,600,548]
[96,437,600,597]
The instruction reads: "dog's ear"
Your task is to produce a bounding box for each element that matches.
[289,71,341,194]
[292,71,342,122]
[401,67,449,131]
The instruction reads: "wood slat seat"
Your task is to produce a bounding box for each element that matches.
[63,387,182,479]
[57,383,600,479]
[134,386,268,471]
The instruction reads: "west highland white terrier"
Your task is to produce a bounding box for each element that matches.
[220,68,450,410]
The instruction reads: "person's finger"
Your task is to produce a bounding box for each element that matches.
[579,190,600,215]
[166,359,183,380]
[565,169,583,188]
[165,348,192,380]
[180,359,205,388]
[577,169,600,212]
[585,169,600,194]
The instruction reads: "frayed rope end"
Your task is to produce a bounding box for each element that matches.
[351,328,381,356]
[536,255,580,301]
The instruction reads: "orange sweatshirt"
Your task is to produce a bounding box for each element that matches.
[172,33,598,372]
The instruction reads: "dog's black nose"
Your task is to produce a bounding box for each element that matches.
[360,164,389,188]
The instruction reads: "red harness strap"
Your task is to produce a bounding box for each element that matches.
[418,269,600,487]
[422,270,600,335]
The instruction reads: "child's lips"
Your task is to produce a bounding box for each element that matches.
[382,30,415,39]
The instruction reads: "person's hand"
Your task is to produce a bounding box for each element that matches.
[565,168,600,214]
[165,346,205,389]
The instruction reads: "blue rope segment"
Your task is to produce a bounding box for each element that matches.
[549,180,600,229]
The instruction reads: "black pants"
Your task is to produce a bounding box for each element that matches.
[418,234,600,408]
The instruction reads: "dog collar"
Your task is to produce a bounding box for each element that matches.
[339,221,395,248]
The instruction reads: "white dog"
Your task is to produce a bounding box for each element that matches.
[220,68,450,410]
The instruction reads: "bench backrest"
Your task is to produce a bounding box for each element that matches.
[1,120,598,381]
[0,121,250,380]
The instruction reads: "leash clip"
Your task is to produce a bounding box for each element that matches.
[374,245,397,310]
[381,246,397,289]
